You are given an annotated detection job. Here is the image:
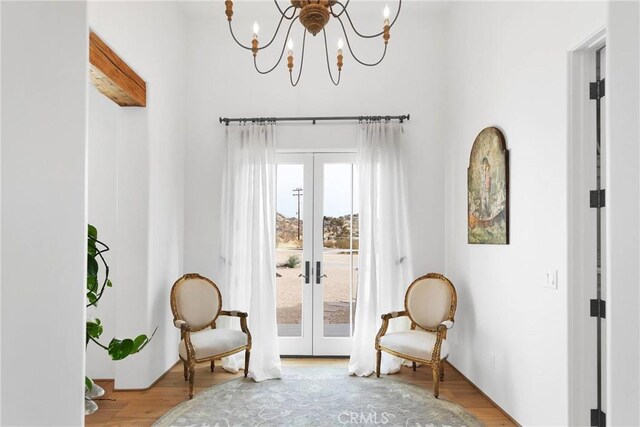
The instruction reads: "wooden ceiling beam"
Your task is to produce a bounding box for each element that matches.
[89,31,146,107]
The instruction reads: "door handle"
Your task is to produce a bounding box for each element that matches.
[297,261,310,284]
[316,261,327,284]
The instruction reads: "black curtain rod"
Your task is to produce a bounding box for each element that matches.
[219,114,410,126]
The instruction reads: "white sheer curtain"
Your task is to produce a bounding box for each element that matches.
[348,121,414,377]
[219,123,282,382]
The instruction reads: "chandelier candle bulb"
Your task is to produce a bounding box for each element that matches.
[383,4,390,43]
[287,38,294,56]
[383,5,390,20]
[252,21,259,38]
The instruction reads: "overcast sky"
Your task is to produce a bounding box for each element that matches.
[276,163,359,218]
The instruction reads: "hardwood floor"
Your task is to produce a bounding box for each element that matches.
[86,358,516,426]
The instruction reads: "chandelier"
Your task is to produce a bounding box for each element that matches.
[224,0,402,86]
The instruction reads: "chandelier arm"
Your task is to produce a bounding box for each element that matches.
[228,20,252,51]
[227,7,296,52]
[329,0,350,18]
[337,16,388,67]
[273,0,287,17]
[322,28,341,86]
[259,6,297,50]
[254,16,300,75]
[280,4,297,20]
[289,30,307,87]
[332,0,402,38]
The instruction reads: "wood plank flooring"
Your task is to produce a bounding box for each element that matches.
[86,358,516,426]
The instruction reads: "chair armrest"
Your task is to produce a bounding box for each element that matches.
[376,310,408,346]
[220,310,252,346]
[380,310,408,321]
[173,319,191,331]
[438,319,454,331]
[220,310,248,318]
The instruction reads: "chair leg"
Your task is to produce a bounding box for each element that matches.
[376,350,382,378]
[188,366,195,399]
[183,361,188,381]
[210,360,215,372]
[412,361,417,372]
[439,361,445,381]
[244,350,251,378]
[432,365,440,398]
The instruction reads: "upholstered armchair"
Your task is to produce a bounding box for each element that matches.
[170,273,252,399]
[375,273,457,398]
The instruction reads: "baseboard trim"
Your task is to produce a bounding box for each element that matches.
[280,355,349,359]
[111,360,181,392]
[446,361,521,427]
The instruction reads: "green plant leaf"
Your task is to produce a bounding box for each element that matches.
[87,276,98,293]
[85,376,93,392]
[88,224,97,240]
[108,338,135,361]
[86,319,103,339]
[87,255,99,278]
[87,291,98,305]
[132,334,148,353]
[106,279,113,288]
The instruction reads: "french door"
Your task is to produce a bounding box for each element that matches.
[275,152,359,356]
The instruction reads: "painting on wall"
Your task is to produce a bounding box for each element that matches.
[468,127,509,244]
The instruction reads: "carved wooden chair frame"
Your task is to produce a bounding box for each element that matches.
[170,273,252,399]
[375,272,457,398]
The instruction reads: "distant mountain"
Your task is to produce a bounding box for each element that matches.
[276,212,359,250]
[276,212,304,245]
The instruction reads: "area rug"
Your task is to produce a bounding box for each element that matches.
[154,367,482,426]
[154,367,482,427]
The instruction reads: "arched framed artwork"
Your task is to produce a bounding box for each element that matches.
[468,127,509,244]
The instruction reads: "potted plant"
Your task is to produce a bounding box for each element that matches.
[85,224,156,415]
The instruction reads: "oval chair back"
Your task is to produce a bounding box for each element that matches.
[404,273,457,331]
[170,273,222,332]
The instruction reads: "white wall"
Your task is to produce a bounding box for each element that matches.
[443,2,605,425]
[183,1,448,287]
[1,1,87,424]
[88,1,187,389]
[87,84,119,379]
[606,1,640,425]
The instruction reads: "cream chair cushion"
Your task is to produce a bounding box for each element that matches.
[175,278,221,330]
[405,277,452,330]
[379,330,449,361]
[179,329,248,361]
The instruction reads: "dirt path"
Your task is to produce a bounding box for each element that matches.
[276,249,358,325]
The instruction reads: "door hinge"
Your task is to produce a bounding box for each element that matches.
[591,409,606,427]
[590,299,606,319]
[590,78,605,100]
[590,189,605,208]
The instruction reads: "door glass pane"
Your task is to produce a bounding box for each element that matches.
[322,163,358,337]
[276,164,304,337]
